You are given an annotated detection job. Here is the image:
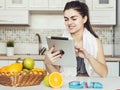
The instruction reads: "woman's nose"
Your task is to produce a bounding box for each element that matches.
[68,20,73,25]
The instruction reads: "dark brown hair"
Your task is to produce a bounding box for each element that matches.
[63,1,98,38]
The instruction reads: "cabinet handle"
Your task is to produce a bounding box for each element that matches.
[95,6,113,8]
[0,20,13,22]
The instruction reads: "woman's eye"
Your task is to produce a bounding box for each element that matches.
[64,19,68,21]
[72,18,77,20]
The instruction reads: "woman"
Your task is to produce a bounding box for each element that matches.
[44,1,108,77]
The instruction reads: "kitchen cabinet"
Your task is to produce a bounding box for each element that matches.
[0,0,5,10]
[49,0,69,10]
[0,10,29,25]
[91,0,116,25]
[29,0,48,10]
[106,61,119,77]
[6,0,28,10]
[29,0,69,11]
[93,0,115,11]
[80,0,116,25]
[0,0,29,25]
[29,0,116,25]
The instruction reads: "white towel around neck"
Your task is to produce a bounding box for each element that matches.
[62,28,98,76]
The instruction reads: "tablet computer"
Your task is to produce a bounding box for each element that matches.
[46,36,77,67]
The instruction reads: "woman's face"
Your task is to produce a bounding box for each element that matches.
[64,9,87,34]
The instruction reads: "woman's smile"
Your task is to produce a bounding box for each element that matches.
[68,25,75,30]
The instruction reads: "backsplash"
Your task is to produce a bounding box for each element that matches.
[0,26,113,44]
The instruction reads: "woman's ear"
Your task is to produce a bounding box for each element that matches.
[83,16,87,24]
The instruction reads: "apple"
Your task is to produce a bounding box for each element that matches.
[23,57,35,70]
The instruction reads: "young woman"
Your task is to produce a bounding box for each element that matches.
[44,1,108,77]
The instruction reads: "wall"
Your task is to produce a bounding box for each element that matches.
[30,13,66,29]
[0,13,114,55]
[114,0,120,56]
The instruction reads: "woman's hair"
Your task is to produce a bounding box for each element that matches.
[63,1,98,38]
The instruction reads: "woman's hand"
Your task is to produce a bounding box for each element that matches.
[44,46,62,65]
[75,47,90,59]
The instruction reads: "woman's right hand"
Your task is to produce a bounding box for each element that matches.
[44,46,62,65]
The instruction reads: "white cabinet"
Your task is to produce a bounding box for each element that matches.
[93,0,115,10]
[106,61,119,77]
[0,10,29,25]
[82,0,116,25]
[49,0,69,10]
[91,0,116,25]
[0,0,5,10]
[29,0,70,11]
[29,0,48,10]
[0,0,29,25]
[6,0,28,10]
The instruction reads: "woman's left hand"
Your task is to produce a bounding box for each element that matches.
[75,47,89,59]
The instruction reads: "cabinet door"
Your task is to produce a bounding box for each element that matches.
[49,0,69,10]
[0,0,5,10]
[106,61,119,77]
[90,10,116,25]
[90,0,116,25]
[6,0,28,9]
[0,10,29,25]
[29,0,48,10]
[93,0,116,10]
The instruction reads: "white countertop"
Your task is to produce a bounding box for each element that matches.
[0,76,120,90]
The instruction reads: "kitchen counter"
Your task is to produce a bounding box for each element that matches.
[105,56,120,62]
[0,54,120,61]
[0,54,45,61]
[0,76,120,90]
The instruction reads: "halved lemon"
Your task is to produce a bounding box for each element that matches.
[49,72,63,88]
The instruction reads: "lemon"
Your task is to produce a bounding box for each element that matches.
[43,72,63,88]
[43,75,50,87]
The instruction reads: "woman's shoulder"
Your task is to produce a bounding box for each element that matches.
[96,38,102,44]
[96,38,103,48]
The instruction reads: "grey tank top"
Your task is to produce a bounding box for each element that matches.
[76,56,87,74]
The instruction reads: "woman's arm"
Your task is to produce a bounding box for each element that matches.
[87,38,108,77]
[43,46,62,74]
[75,38,108,77]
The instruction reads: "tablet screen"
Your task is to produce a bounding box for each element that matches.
[46,36,77,67]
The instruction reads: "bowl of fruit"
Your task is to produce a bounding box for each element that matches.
[0,57,46,87]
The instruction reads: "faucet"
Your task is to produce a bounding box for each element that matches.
[35,33,42,55]
[35,33,46,55]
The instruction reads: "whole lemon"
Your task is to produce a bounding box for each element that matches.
[23,57,35,70]
[43,75,50,87]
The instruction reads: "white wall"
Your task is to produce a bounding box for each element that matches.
[30,13,66,29]
[114,0,120,56]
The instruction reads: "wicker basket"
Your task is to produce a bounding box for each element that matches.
[0,71,46,87]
